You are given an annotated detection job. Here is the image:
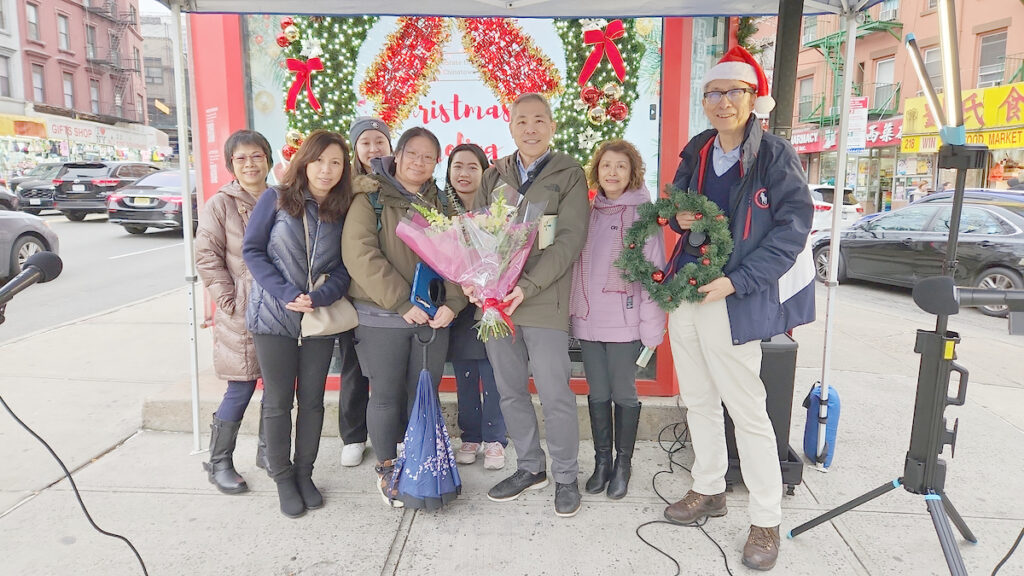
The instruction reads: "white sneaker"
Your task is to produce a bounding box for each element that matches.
[455,442,481,464]
[483,442,506,470]
[341,442,365,467]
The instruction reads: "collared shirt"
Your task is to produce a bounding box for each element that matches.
[517,149,552,184]
[712,135,742,177]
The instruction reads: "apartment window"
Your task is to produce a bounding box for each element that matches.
[130,5,138,26]
[879,0,899,21]
[86,26,97,59]
[0,56,10,98]
[802,16,817,44]
[923,47,943,92]
[31,64,45,101]
[110,33,121,67]
[26,3,40,41]
[145,57,163,84]
[798,77,814,118]
[0,1,6,31]
[978,31,1007,88]
[62,72,74,108]
[874,57,896,107]
[927,0,937,8]
[115,91,123,118]
[90,79,100,114]
[58,14,71,50]
[133,48,141,72]
[137,93,144,121]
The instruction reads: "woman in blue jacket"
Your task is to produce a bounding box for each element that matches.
[242,130,353,518]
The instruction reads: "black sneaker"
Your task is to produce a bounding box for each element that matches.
[554,481,582,518]
[487,469,549,502]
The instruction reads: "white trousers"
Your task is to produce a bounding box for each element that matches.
[668,298,783,527]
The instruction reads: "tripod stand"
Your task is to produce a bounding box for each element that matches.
[788,144,989,576]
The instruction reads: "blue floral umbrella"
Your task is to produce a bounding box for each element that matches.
[391,328,461,510]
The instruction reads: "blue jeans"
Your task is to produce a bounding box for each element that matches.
[453,359,506,445]
[215,380,258,422]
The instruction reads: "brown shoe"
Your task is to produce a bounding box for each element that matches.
[742,525,781,571]
[663,490,727,525]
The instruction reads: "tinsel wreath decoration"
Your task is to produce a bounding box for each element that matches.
[615,188,733,311]
[552,19,643,164]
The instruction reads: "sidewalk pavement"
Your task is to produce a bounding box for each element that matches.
[1,285,1022,575]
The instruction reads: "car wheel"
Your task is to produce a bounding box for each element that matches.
[124,225,147,235]
[64,211,87,222]
[9,236,46,277]
[974,268,1023,318]
[813,245,846,283]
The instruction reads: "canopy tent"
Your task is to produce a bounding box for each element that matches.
[163,0,883,468]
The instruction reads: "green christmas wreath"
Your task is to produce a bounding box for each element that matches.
[615,188,734,312]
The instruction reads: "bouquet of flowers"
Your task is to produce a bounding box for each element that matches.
[396,194,547,341]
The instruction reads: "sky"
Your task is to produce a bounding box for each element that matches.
[140,0,170,15]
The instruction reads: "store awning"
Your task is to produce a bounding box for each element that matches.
[0,115,47,139]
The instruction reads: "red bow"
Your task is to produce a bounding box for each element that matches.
[286,57,324,113]
[578,20,626,86]
[482,298,516,338]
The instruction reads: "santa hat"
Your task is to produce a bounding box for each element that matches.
[703,45,776,116]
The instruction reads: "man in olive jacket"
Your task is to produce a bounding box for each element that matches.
[473,93,589,517]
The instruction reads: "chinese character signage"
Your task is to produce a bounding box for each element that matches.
[791,117,902,153]
[903,82,1024,151]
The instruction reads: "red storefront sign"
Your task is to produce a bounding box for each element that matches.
[791,118,903,153]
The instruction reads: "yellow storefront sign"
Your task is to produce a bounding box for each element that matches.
[901,128,1024,152]
[904,82,1024,134]
[0,114,47,139]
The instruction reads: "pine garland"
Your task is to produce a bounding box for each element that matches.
[615,188,734,312]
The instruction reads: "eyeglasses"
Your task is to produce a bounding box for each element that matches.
[703,88,755,106]
[231,152,267,164]
[400,150,437,165]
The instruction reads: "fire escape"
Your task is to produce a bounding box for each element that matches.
[84,0,139,121]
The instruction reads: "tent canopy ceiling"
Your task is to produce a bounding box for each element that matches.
[167,0,883,17]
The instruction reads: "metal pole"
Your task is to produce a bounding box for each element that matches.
[816,6,859,469]
[170,0,203,454]
[769,0,804,139]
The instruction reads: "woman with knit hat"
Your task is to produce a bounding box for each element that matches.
[660,46,814,571]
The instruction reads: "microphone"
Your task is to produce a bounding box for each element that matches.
[0,252,63,307]
[913,275,1024,315]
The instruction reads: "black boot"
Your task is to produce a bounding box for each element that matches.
[255,404,271,473]
[293,402,325,510]
[275,476,306,518]
[202,415,248,494]
[607,402,641,500]
[584,399,613,494]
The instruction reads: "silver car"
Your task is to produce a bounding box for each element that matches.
[0,211,60,280]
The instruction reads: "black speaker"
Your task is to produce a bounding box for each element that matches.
[723,333,804,494]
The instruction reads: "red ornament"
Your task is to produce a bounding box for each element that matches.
[281,144,298,161]
[651,270,665,283]
[688,278,698,286]
[628,242,636,249]
[606,100,629,122]
[280,17,294,30]
[580,85,602,107]
[656,216,668,226]
[694,213,703,220]
[253,35,264,45]
[700,245,709,255]
[276,33,290,48]
[715,214,725,221]
[702,258,711,266]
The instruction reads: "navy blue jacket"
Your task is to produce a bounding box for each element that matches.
[670,118,815,344]
[242,187,350,339]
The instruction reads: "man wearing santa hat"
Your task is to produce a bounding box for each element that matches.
[662,46,815,571]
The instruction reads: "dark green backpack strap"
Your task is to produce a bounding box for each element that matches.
[368,190,383,232]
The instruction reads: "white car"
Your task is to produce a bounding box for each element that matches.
[810,185,864,233]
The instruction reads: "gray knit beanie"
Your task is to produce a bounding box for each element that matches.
[349,117,391,147]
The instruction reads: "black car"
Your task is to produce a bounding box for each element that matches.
[107,169,197,235]
[12,162,63,214]
[811,197,1024,317]
[51,162,160,221]
[0,185,15,211]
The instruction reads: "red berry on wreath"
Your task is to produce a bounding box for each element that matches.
[651,270,665,283]
[715,214,725,221]
[700,245,708,255]
[276,33,290,47]
[628,243,636,250]
[694,213,703,220]
[702,258,711,266]
[688,278,698,286]
[656,216,668,226]
[280,17,294,30]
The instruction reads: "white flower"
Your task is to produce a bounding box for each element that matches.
[580,18,608,32]
[300,36,323,59]
[578,128,602,150]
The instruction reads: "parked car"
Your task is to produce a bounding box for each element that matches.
[912,188,1024,209]
[0,185,15,211]
[0,210,60,280]
[811,197,1024,317]
[107,169,197,235]
[12,162,63,215]
[810,185,863,232]
[51,162,160,221]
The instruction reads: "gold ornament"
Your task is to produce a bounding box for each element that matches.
[635,18,655,37]
[588,106,607,125]
[284,25,300,42]
[253,90,275,115]
[285,129,304,148]
[603,82,624,100]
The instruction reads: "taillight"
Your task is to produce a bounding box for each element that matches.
[92,179,119,186]
[52,179,64,185]
[159,195,183,204]
[856,206,864,214]
[814,204,833,212]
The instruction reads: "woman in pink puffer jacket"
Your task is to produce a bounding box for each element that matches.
[570,139,666,500]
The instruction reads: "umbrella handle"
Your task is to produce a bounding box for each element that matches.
[416,327,437,370]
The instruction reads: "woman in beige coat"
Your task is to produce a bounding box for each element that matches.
[195,130,273,494]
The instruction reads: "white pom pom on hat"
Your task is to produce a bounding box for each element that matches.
[703,45,776,116]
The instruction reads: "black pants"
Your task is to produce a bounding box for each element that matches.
[354,325,449,462]
[337,330,370,444]
[253,334,334,481]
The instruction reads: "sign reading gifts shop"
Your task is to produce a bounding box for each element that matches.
[43,116,154,150]
[902,82,1024,153]
[791,117,903,154]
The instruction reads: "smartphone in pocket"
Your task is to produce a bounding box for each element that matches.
[410,262,446,317]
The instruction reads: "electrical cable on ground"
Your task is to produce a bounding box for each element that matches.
[0,394,149,576]
[992,525,1024,576]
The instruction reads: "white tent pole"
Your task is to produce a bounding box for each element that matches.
[816,7,858,470]
[170,0,203,454]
